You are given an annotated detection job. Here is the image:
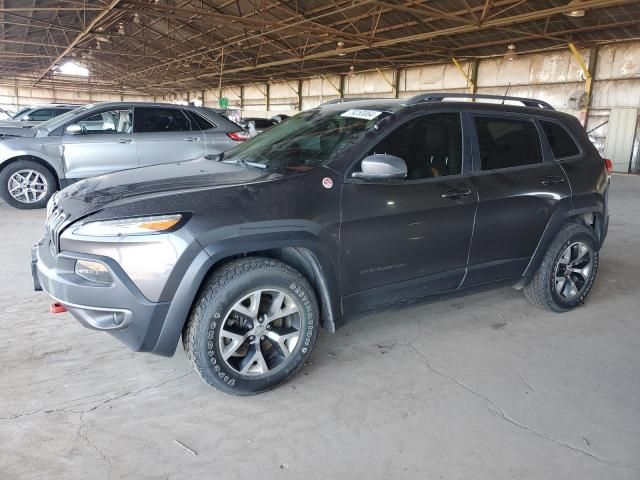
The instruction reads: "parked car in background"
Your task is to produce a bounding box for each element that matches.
[240,117,278,134]
[32,93,610,394]
[0,104,80,128]
[0,102,248,209]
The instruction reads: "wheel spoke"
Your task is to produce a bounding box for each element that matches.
[571,243,589,265]
[558,248,572,265]
[555,276,567,295]
[233,290,262,320]
[267,294,299,322]
[220,330,250,359]
[564,278,578,298]
[240,345,269,374]
[570,265,591,281]
[266,329,300,358]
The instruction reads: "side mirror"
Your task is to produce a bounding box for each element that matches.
[352,154,407,180]
[21,115,31,121]
[65,124,83,135]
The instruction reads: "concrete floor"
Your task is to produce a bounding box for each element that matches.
[0,174,639,480]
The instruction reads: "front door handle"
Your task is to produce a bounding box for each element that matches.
[441,188,473,199]
[541,176,565,186]
[117,138,133,144]
[184,137,200,142]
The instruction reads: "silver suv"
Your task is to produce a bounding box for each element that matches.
[0,102,246,209]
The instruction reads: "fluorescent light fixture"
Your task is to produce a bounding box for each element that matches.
[564,0,586,17]
[504,44,517,61]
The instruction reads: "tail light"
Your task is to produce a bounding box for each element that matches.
[227,131,250,141]
[604,158,613,173]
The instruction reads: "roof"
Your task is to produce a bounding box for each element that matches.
[316,93,582,123]
[0,1,638,94]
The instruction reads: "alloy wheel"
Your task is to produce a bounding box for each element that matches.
[7,169,48,204]
[218,288,301,376]
[554,241,593,300]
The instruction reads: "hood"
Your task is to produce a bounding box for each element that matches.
[0,125,37,138]
[58,157,276,215]
[0,120,40,128]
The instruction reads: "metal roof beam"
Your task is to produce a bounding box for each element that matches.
[32,0,122,86]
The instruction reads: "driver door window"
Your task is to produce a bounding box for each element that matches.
[74,108,133,134]
[364,113,463,180]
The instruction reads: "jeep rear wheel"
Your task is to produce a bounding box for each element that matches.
[183,257,319,395]
[524,223,599,312]
[0,160,56,209]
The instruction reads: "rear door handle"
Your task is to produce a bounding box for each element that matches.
[441,188,473,199]
[184,137,200,142]
[541,176,565,186]
[117,138,133,144]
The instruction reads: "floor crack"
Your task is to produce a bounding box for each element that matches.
[407,343,640,472]
[0,371,191,421]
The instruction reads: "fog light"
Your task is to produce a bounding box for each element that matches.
[75,260,113,285]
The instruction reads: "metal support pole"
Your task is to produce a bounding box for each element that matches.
[265,83,270,113]
[568,42,596,126]
[394,68,401,98]
[297,79,303,111]
[452,58,475,94]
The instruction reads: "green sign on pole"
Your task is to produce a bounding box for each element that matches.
[219,97,229,109]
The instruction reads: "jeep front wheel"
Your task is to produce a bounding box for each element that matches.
[183,257,319,395]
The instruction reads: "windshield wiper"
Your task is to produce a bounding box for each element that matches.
[222,159,268,170]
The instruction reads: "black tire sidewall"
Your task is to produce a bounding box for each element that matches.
[0,160,56,209]
[548,230,599,310]
[193,268,318,395]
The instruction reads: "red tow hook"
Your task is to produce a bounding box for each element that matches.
[50,302,67,314]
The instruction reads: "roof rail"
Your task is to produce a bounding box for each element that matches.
[321,97,385,106]
[405,92,554,110]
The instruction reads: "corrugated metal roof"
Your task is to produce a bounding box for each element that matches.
[0,0,638,93]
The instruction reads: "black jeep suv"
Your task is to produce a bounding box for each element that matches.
[33,93,610,395]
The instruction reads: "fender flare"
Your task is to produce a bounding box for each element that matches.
[515,195,606,287]
[151,230,341,357]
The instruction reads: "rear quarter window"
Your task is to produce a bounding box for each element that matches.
[474,116,543,170]
[540,121,580,158]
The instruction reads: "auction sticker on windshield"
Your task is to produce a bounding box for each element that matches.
[340,109,382,120]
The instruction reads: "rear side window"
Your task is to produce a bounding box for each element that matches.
[184,110,215,130]
[474,116,543,170]
[541,121,580,158]
[135,107,192,133]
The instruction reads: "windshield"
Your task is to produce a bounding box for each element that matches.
[222,107,391,173]
[37,105,90,129]
[12,107,31,120]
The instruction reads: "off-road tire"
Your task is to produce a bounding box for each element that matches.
[524,223,599,312]
[183,257,319,395]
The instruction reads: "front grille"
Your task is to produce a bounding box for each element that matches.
[46,207,69,252]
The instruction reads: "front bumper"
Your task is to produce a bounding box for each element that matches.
[33,236,171,352]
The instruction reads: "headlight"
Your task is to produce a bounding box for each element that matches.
[72,214,183,237]
[75,260,113,284]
